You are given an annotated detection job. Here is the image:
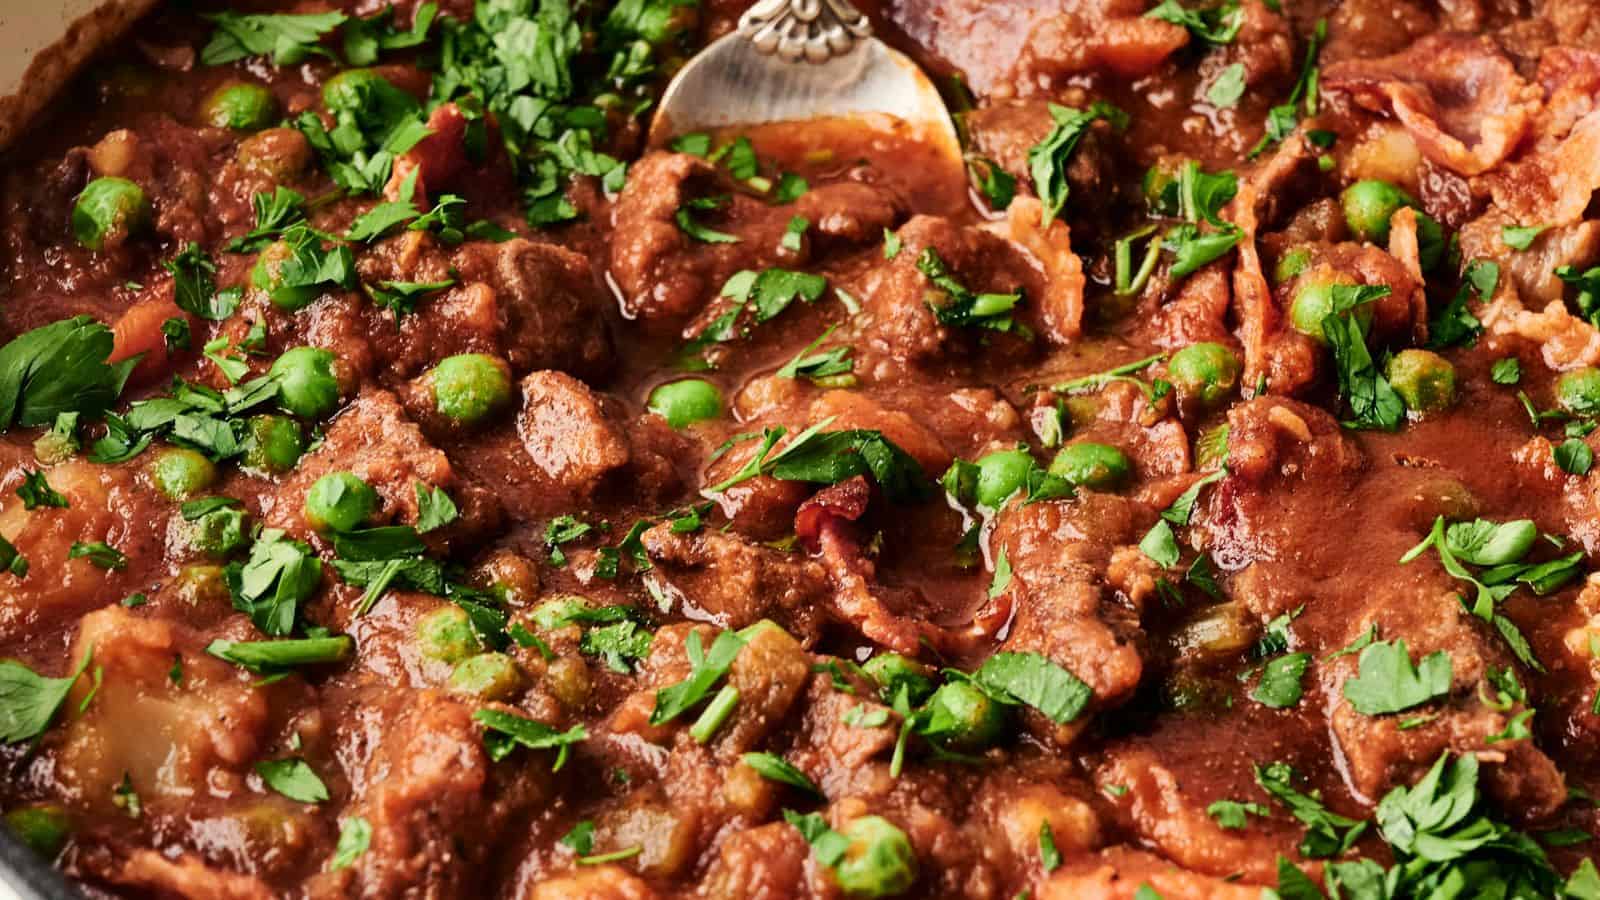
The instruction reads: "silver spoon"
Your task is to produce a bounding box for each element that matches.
[649,0,961,160]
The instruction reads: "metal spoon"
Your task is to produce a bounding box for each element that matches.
[649,0,960,159]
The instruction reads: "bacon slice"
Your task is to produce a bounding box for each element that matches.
[1323,34,1540,177]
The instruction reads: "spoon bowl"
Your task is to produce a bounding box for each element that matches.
[649,0,960,161]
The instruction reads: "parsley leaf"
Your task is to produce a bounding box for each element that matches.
[414,482,458,533]
[777,326,855,384]
[675,195,740,243]
[649,629,746,725]
[917,248,1026,334]
[579,620,654,673]
[1028,101,1128,225]
[0,650,93,743]
[1207,63,1248,108]
[1491,357,1521,386]
[783,809,850,868]
[69,541,125,570]
[1322,286,1404,430]
[1248,19,1326,158]
[969,651,1092,723]
[1501,224,1548,251]
[742,752,823,796]
[1207,799,1270,830]
[1255,761,1369,858]
[1251,653,1311,708]
[1428,259,1497,350]
[255,757,329,803]
[1145,0,1243,43]
[203,11,347,66]
[473,708,586,769]
[1341,639,1451,715]
[329,817,371,870]
[0,316,138,431]
[206,636,353,674]
[341,3,437,67]
[229,529,324,636]
[167,244,239,321]
[1556,438,1594,475]
[966,156,1017,210]
[16,471,67,510]
[226,188,310,254]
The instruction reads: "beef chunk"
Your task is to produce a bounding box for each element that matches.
[641,523,830,641]
[306,691,547,898]
[990,493,1152,746]
[268,389,502,547]
[451,237,614,378]
[517,370,631,496]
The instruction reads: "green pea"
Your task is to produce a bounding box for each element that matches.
[1273,247,1312,283]
[647,379,723,429]
[1167,342,1241,407]
[1385,349,1457,414]
[175,563,231,606]
[270,347,340,419]
[430,354,512,425]
[251,240,320,311]
[148,447,217,501]
[236,127,313,180]
[1288,278,1368,343]
[921,680,1007,751]
[862,653,934,705]
[415,606,481,663]
[973,448,1034,509]
[836,816,918,898]
[4,804,71,858]
[1558,368,1600,417]
[182,503,249,558]
[202,83,278,131]
[72,177,150,251]
[303,471,378,533]
[1048,442,1132,490]
[1341,180,1413,244]
[242,415,305,474]
[322,69,394,112]
[447,652,524,700]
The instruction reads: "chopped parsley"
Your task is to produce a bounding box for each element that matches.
[1206,798,1270,830]
[1501,224,1548,251]
[16,471,67,510]
[166,244,239,321]
[1207,63,1248,108]
[69,541,126,570]
[328,817,371,871]
[1028,101,1128,225]
[1255,761,1368,858]
[1248,19,1326,158]
[0,316,138,432]
[650,628,746,725]
[1145,0,1243,43]
[917,248,1026,334]
[474,708,586,770]
[255,757,330,803]
[202,10,347,66]
[1341,639,1451,716]
[741,752,823,797]
[1250,652,1311,708]
[0,650,93,743]
[206,636,353,674]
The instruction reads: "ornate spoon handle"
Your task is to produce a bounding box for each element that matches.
[737,0,873,64]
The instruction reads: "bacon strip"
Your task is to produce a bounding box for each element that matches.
[1323,34,1540,177]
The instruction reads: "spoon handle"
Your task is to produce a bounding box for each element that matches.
[737,0,873,64]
